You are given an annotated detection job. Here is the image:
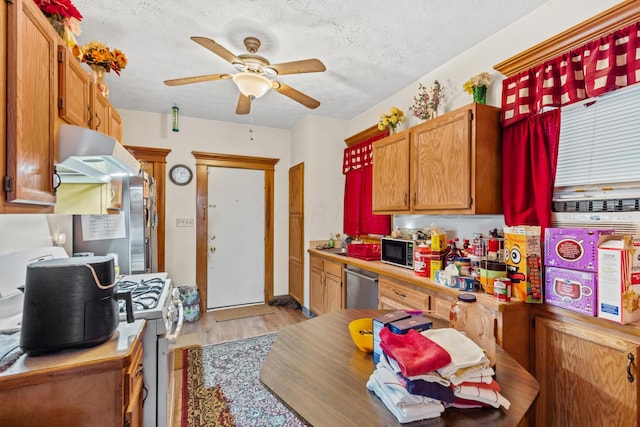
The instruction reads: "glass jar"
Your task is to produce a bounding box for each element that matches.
[449,294,496,367]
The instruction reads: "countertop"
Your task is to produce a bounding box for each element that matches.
[0,319,145,390]
[308,247,525,313]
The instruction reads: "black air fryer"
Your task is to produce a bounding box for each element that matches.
[20,256,134,356]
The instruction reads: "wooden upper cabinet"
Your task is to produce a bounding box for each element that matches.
[91,86,110,135]
[109,107,122,142]
[4,0,57,209]
[57,45,91,128]
[412,108,472,211]
[372,130,411,213]
[372,103,502,215]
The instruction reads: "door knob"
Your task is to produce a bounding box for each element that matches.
[210,234,216,240]
[210,246,216,253]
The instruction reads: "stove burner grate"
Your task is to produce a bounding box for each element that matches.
[117,277,166,312]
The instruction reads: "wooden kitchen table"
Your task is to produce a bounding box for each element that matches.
[260,309,539,427]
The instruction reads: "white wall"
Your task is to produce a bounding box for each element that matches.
[119,109,293,294]
[291,114,348,307]
[348,0,623,135]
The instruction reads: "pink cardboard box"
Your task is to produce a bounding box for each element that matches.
[544,228,615,272]
[545,266,597,316]
[597,235,638,324]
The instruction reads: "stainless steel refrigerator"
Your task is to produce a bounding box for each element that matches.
[72,173,158,274]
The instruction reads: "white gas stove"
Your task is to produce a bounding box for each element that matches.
[116,272,183,427]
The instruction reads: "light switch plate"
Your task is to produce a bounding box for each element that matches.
[176,218,194,227]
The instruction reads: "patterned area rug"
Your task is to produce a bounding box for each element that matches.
[182,333,306,427]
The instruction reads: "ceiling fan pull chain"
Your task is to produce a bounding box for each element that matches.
[249,103,254,142]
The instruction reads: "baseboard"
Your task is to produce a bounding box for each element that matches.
[300,306,316,318]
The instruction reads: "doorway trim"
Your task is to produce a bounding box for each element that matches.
[193,151,279,313]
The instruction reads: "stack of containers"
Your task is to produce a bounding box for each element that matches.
[544,228,615,316]
[428,229,447,281]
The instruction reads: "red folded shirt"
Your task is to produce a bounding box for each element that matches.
[379,328,452,377]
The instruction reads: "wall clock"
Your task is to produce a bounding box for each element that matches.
[169,164,193,186]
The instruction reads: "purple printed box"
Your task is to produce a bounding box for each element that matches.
[544,228,615,272]
[545,266,597,316]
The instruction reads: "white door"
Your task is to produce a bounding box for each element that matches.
[207,167,265,309]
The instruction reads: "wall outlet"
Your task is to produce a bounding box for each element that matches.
[176,218,194,227]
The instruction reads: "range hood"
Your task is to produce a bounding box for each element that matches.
[57,124,141,183]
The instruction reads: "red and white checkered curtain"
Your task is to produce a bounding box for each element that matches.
[501,21,640,127]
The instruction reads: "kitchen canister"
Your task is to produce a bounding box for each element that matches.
[494,277,512,302]
[414,245,431,277]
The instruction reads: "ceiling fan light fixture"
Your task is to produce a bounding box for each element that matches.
[263,66,278,76]
[232,73,272,99]
[233,62,248,72]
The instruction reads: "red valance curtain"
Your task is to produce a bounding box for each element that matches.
[501,21,640,127]
[343,133,391,237]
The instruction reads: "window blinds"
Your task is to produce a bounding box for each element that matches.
[554,83,640,201]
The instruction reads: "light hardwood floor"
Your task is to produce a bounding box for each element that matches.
[171,305,310,426]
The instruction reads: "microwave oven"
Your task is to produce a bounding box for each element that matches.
[381,237,415,269]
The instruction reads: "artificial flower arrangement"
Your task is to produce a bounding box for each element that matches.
[377,107,405,133]
[33,0,83,59]
[463,72,493,104]
[408,80,444,120]
[82,41,128,75]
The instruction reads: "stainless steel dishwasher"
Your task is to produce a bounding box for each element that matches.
[345,265,379,309]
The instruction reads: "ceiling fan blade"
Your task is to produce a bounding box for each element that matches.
[236,93,251,115]
[191,36,243,65]
[269,59,326,75]
[271,81,320,109]
[164,74,231,86]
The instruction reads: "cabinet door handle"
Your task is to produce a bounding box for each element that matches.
[394,290,407,299]
[87,106,93,128]
[627,353,635,383]
[404,193,407,207]
[94,113,102,129]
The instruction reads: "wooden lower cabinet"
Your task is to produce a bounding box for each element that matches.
[378,276,431,311]
[309,254,344,315]
[378,274,530,370]
[0,322,145,427]
[534,315,640,426]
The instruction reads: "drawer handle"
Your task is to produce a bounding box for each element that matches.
[394,290,407,298]
[628,353,635,383]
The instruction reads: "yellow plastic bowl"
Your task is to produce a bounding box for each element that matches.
[348,318,374,353]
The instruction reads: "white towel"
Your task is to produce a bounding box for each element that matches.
[385,354,450,387]
[421,328,488,378]
[453,383,511,410]
[367,366,445,423]
[448,366,495,386]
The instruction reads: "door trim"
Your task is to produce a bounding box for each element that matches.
[193,151,279,313]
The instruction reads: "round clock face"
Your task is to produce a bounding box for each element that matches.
[169,164,193,186]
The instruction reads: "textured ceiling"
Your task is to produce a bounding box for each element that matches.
[72,0,547,129]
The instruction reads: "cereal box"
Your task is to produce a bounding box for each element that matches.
[597,235,638,323]
[544,228,615,272]
[504,225,542,303]
[544,266,597,316]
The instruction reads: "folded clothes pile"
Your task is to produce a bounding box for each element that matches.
[366,327,510,424]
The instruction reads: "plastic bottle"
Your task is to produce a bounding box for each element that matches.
[449,294,496,367]
[328,234,335,249]
[444,240,460,266]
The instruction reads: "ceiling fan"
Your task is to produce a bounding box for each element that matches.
[164,36,326,114]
